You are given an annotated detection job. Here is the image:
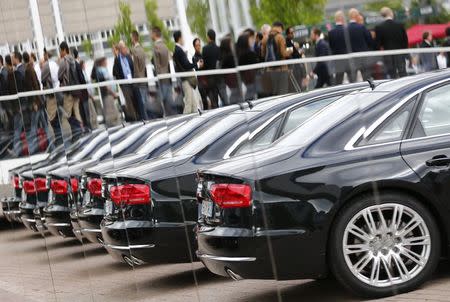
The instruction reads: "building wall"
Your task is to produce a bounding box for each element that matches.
[0,0,33,44]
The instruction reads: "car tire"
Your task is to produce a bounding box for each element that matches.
[329,192,440,298]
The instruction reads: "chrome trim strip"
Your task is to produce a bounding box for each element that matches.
[196,252,256,262]
[103,243,156,250]
[45,223,71,227]
[23,218,36,223]
[345,78,450,151]
[80,228,102,233]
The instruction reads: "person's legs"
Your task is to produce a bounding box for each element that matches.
[182,81,196,114]
[139,86,149,120]
[13,112,23,156]
[120,85,138,121]
[395,55,407,78]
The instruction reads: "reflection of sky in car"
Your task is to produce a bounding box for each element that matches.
[276,92,390,147]
[136,117,219,156]
[172,113,253,157]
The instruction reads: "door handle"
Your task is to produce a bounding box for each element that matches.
[426,155,450,167]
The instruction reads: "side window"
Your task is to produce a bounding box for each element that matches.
[412,84,450,138]
[362,101,415,145]
[281,96,340,135]
[234,117,283,156]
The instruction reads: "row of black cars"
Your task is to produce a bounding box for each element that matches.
[2,70,450,298]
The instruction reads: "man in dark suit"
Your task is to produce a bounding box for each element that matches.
[347,8,373,81]
[311,28,331,88]
[328,10,353,84]
[442,27,450,64]
[202,29,226,108]
[375,7,409,78]
[113,41,137,121]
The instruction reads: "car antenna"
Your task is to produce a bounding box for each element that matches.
[367,79,376,91]
[238,102,246,111]
[197,108,203,116]
[246,100,254,109]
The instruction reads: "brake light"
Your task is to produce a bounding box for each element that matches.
[34,178,47,192]
[51,179,68,195]
[23,180,36,194]
[12,176,20,189]
[110,184,150,206]
[210,184,252,209]
[70,178,79,192]
[87,178,102,196]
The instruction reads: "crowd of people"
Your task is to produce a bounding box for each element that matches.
[0,5,449,158]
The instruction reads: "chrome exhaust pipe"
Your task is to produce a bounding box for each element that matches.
[226,268,244,281]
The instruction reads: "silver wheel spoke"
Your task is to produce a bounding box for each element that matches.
[362,209,377,236]
[354,252,372,273]
[392,253,410,281]
[344,243,371,255]
[402,235,430,247]
[348,223,371,242]
[399,215,422,236]
[381,256,394,283]
[377,207,389,232]
[369,257,381,285]
[391,204,404,231]
[400,248,425,267]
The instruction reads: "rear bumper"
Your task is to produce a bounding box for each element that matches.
[197,227,327,280]
[33,207,47,234]
[78,207,105,244]
[70,209,83,242]
[43,205,75,238]
[20,202,38,232]
[101,219,197,264]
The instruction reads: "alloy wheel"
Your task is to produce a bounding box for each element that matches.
[342,203,431,287]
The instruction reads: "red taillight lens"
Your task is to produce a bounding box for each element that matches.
[12,176,20,189]
[51,179,68,195]
[23,180,36,194]
[110,184,150,206]
[34,178,47,192]
[210,184,252,209]
[70,178,79,192]
[87,178,102,196]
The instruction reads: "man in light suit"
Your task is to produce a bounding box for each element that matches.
[152,26,174,116]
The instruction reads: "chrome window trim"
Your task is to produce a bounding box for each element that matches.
[345,78,450,151]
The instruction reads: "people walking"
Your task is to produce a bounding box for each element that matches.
[329,10,353,84]
[236,33,258,100]
[310,28,332,88]
[131,30,149,120]
[375,7,409,78]
[285,26,306,90]
[151,26,175,116]
[173,30,202,114]
[113,41,138,121]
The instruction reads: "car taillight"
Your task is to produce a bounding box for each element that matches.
[87,178,102,196]
[51,179,68,195]
[70,178,79,192]
[23,180,36,194]
[110,184,150,206]
[210,184,252,209]
[34,178,47,192]
[12,176,20,189]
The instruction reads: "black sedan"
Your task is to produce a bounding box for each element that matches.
[78,105,243,244]
[41,123,142,238]
[196,70,450,298]
[4,130,104,226]
[100,83,367,266]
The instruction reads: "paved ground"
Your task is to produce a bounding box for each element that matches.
[2,218,450,302]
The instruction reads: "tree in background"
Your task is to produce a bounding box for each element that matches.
[186,0,210,42]
[365,0,404,12]
[109,1,135,48]
[82,38,93,58]
[250,0,326,29]
[145,0,175,51]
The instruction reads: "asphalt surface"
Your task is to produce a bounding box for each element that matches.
[2,217,450,302]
